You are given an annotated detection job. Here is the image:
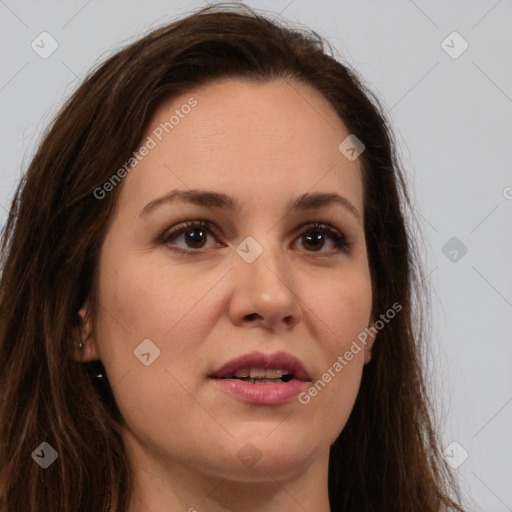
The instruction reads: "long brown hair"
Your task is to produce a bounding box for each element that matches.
[0,3,464,510]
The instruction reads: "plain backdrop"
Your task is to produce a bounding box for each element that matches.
[1,1,511,510]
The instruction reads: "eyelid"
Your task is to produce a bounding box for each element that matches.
[158,220,221,245]
[294,222,351,254]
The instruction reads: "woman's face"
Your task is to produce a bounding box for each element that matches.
[81,78,373,482]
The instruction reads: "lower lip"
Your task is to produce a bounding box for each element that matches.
[210,378,309,405]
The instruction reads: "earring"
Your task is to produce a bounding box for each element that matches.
[78,342,84,350]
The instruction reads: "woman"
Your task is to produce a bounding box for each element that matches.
[0,3,464,511]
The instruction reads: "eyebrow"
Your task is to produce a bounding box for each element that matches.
[140,189,362,222]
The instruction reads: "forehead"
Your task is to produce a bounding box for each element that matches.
[115,78,364,217]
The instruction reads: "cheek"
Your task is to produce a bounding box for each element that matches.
[96,250,223,339]
[298,273,372,438]
[312,270,373,352]
[91,257,221,448]
[92,249,230,406]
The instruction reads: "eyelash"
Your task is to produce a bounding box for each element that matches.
[158,220,351,256]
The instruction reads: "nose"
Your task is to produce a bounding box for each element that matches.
[227,238,303,333]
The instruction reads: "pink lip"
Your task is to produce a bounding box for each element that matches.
[210,351,310,381]
[209,351,311,405]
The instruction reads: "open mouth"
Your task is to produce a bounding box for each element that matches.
[218,367,296,384]
[210,351,310,404]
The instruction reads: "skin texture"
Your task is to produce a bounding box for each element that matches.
[78,78,375,511]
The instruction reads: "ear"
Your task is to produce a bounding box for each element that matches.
[71,304,101,362]
[363,319,377,365]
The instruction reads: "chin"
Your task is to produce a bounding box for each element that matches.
[224,454,321,483]
[206,430,328,482]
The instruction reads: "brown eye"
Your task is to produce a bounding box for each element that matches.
[301,231,325,251]
[182,227,208,249]
[160,220,221,254]
[295,223,350,254]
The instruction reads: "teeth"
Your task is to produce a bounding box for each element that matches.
[264,368,283,379]
[224,368,292,380]
[246,368,289,379]
[249,368,267,379]
[244,378,285,384]
[253,378,280,384]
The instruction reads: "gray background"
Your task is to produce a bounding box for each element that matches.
[1,1,511,509]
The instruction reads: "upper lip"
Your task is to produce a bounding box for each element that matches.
[209,351,311,382]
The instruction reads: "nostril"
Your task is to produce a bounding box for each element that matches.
[245,313,263,321]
